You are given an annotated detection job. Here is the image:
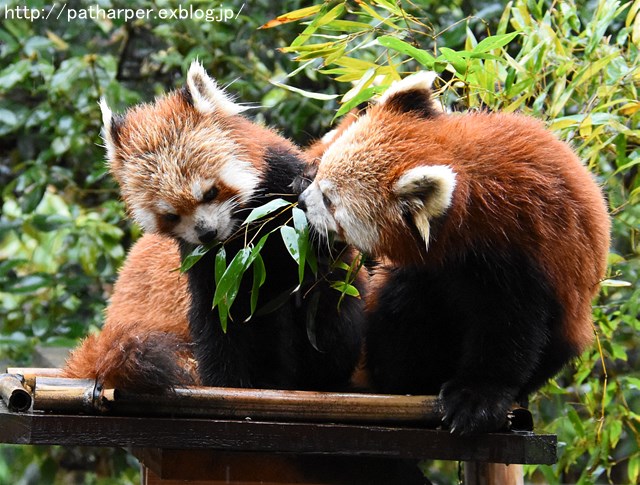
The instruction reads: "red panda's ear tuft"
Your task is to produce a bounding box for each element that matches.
[393,165,456,247]
[186,60,247,117]
[98,98,124,162]
[377,71,440,118]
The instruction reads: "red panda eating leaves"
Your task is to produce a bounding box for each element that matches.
[65,61,365,392]
[298,72,611,433]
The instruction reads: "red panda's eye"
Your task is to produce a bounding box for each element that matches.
[162,213,180,223]
[202,186,219,203]
[322,192,333,208]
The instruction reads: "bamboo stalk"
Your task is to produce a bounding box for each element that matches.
[17,369,533,431]
[33,376,443,425]
[6,367,64,391]
[33,377,115,414]
[0,374,33,412]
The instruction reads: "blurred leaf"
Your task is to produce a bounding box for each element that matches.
[260,4,324,29]
[5,274,51,294]
[0,59,30,90]
[378,35,436,68]
[472,32,520,53]
[270,81,339,100]
[629,454,640,484]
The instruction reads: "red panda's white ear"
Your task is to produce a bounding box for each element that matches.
[186,61,247,116]
[99,98,119,162]
[394,165,456,247]
[377,71,440,118]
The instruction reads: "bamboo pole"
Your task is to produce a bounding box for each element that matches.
[0,374,33,412]
[33,376,444,425]
[6,367,64,391]
[9,368,533,431]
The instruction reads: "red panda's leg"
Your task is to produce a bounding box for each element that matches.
[367,250,566,434]
[437,250,564,434]
[365,266,463,395]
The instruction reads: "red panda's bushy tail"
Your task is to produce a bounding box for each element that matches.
[62,326,198,393]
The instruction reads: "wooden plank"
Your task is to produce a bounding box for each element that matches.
[0,401,556,464]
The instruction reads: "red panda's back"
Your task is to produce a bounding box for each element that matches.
[413,112,610,349]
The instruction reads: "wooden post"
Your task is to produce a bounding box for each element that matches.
[134,448,427,484]
[464,462,524,485]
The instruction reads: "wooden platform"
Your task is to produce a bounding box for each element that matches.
[0,366,557,484]
[0,400,556,463]
[0,398,556,484]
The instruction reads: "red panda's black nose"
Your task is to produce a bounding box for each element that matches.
[197,228,218,244]
[297,193,308,212]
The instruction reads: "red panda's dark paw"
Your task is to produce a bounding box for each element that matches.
[439,380,516,435]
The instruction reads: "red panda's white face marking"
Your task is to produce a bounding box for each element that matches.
[299,71,456,258]
[100,61,261,245]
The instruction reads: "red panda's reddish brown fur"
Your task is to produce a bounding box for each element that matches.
[62,64,367,392]
[366,110,609,351]
[312,101,609,352]
[63,234,197,390]
[298,72,610,433]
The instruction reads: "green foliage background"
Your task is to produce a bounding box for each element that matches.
[0,0,638,483]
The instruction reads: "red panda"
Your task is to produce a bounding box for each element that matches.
[63,234,197,391]
[70,61,364,391]
[298,72,611,433]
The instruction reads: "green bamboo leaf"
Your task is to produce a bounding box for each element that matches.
[215,246,227,282]
[180,243,217,273]
[292,207,308,233]
[454,51,503,60]
[355,1,402,29]
[324,19,374,33]
[629,455,640,485]
[244,198,291,224]
[212,247,252,309]
[297,45,345,62]
[260,4,323,29]
[472,32,520,53]
[30,214,70,232]
[372,0,404,16]
[280,226,300,263]
[600,279,632,287]
[378,35,435,68]
[249,253,266,318]
[218,301,230,333]
[281,42,335,53]
[271,81,339,100]
[438,48,467,75]
[280,224,307,285]
[336,86,383,118]
[5,274,51,294]
[305,291,321,351]
[324,43,347,66]
[330,281,361,298]
[290,3,345,48]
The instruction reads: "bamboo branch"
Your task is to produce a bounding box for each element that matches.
[6,367,64,391]
[33,376,443,425]
[6,368,533,431]
[0,374,33,412]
